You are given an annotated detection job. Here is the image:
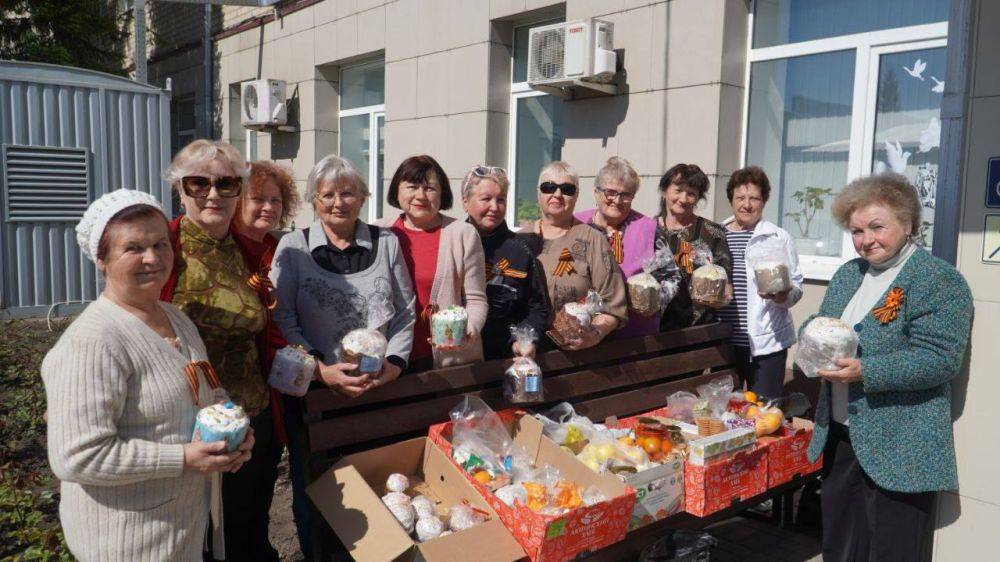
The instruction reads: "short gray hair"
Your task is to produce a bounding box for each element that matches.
[162,139,250,185]
[307,155,370,200]
[461,166,510,200]
[538,161,579,186]
[831,173,922,234]
[596,156,639,192]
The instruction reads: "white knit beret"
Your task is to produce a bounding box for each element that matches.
[75,189,164,262]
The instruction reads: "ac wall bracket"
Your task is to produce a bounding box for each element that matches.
[530,80,619,100]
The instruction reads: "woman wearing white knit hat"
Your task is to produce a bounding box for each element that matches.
[41,189,253,561]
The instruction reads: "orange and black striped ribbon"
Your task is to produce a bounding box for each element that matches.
[183,361,222,407]
[872,287,905,325]
[553,248,576,277]
[421,303,439,322]
[609,231,624,264]
[675,240,695,275]
[486,258,528,279]
[247,265,277,310]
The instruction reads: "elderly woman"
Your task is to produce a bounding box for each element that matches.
[804,174,972,562]
[43,190,252,561]
[376,154,487,369]
[521,161,628,350]
[460,165,549,360]
[716,166,804,398]
[656,163,733,330]
[235,160,300,242]
[160,139,285,561]
[575,156,681,338]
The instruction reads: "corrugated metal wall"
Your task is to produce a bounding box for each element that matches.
[0,62,171,316]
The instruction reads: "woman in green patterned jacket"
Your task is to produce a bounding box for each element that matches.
[160,140,285,561]
[803,174,973,562]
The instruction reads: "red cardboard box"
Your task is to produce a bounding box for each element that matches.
[758,417,823,487]
[683,445,768,517]
[428,411,635,562]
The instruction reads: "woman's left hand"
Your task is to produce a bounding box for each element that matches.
[223,427,255,473]
[512,340,536,358]
[563,327,603,350]
[818,357,862,384]
[371,360,402,388]
[433,330,479,351]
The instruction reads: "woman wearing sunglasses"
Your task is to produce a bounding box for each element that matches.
[656,163,733,330]
[376,155,487,369]
[160,139,286,561]
[460,165,549,360]
[575,156,682,339]
[522,161,628,350]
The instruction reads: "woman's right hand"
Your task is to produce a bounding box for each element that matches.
[315,361,372,398]
[183,440,242,473]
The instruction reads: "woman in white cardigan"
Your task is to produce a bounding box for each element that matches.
[717,167,804,398]
[42,190,253,562]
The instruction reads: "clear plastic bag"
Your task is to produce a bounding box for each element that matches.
[666,391,699,423]
[628,250,675,317]
[695,374,735,418]
[449,396,528,488]
[504,325,543,404]
[746,237,793,295]
[795,317,859,378]
[267,346,316,397]
[690,264,729,307]
[535,402,599,452]
[576,430,649,475]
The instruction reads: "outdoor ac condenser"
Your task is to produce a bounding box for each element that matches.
[241,79,287,128]
[527,19,616,88]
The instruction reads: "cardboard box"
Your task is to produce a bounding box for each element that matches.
[757,417,824,487]
[306,437,526,562]
[684,445,768,517]
[428,412,635,562]
[686,428,756,466]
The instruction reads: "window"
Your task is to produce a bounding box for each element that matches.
[171,96,197,156]
[509,18,565,229]
[743,0,948,279]
[339,60,385,222]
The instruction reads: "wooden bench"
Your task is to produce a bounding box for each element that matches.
[301,322,817,560]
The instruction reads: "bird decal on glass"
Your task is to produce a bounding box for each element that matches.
[930,76,944,93]
[903,59,927,81]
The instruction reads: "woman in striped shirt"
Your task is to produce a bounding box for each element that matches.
[718,166,803,398]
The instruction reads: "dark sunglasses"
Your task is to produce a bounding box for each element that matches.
[539,182,577,196]
[181,175,243,198]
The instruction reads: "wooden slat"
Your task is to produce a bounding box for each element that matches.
[304,322,732,414]
[306,347,735,454]
[572,369,738,423]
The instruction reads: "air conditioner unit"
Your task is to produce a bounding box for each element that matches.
[241,79,287,128]
[527,19,617,95]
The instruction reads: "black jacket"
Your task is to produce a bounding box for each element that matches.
[476,221,550,360]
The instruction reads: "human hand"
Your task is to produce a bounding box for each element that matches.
[183,440,242,473]
[562,326,603,351]
[512,340,536,358]
[221,427,255,472]
[316,361,372,398]
[432,330,479,351]
[760,289,790,303]
[371,360,402,388]
[817,357,862,384]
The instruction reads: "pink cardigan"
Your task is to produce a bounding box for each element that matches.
[377,214,487,368]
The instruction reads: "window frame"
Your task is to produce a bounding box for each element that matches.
[338,60,386,223]
[740,2,948,280]
[507,17,565,228]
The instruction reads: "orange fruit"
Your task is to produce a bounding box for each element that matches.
[660,438,673,456]
[473,470,493,484]
[641,436,662,457]
[744,391,758,403]
[745,405,761,419]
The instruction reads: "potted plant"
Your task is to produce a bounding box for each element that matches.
[785,186,834,255]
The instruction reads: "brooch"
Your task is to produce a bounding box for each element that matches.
[872,287,905,325]
[486,258,527,279]
[553,248,576,277]
[247,265,277,310]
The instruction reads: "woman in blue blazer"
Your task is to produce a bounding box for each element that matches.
[802,174,973,562]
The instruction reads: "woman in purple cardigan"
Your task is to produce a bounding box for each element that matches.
[576,157,681,339]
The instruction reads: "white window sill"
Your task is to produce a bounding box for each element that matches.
[799,255,852,282]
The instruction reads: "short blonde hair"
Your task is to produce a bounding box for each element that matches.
[461,166,510,200]
[831,173,922,233]
[307,155,370,201]
[538,161,579,186]
[596,156,639,192]
[240,160,300,229]
[162,139,249,186]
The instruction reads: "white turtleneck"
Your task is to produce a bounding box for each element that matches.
[832,241,917,424]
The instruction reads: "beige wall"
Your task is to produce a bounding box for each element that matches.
[933,1,1000,558]
[212,0,749,227]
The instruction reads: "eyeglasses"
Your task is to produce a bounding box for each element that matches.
[181,176,243,198]
[539,182,578,196]
[314,190,360,206]
[472,165,507,178]
[596,185,636,202]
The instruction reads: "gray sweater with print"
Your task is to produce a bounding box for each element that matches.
[269,222,417,366]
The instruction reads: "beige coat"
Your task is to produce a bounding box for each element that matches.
[378,214,487,367]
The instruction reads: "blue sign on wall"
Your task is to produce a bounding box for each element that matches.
[988,157,1000,207]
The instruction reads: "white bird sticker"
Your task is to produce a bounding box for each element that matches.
[920,117,941,153]
[931,76,944,93]
[885,140,912,174]
[904,59,927,81]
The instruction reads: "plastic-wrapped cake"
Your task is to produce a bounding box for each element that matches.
[795,317,859,378]
[340,328,388,374]
[268,346,316,397]
[553,302,590,342]
[431,306,468,347]
[690,264,728,306]
[627,272,661,317]
[753,261,792,295]
[193,401,250,452]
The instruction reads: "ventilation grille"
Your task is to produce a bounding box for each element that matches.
[3,145,90,222]
[529,26,566,82]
